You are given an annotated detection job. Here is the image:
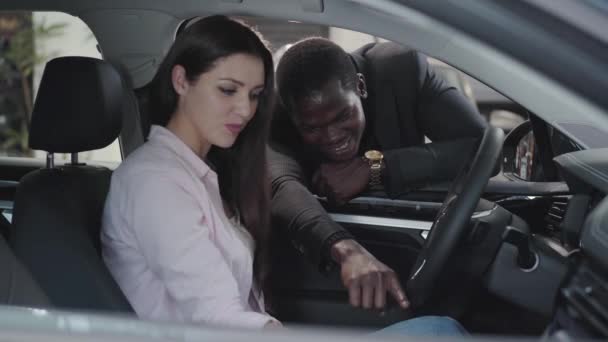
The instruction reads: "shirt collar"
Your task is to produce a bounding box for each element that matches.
[148,125,214,180]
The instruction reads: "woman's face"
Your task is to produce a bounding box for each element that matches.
[172,53,265,152]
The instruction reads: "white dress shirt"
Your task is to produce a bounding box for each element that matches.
[101,125,276,329]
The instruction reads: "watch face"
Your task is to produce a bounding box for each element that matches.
[365,150,383,161]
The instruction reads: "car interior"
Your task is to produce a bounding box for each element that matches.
[0,0,606,340]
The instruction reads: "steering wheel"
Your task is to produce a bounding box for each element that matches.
[406,127,504,307]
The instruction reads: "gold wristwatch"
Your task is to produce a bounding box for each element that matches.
[364,150,384,191]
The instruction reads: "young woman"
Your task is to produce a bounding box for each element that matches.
[101,15,279,329]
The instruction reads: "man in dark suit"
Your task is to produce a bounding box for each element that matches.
[270,38,487,311]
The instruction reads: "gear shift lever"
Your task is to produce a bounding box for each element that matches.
[503,218,538,271]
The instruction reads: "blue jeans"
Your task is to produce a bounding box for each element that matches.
[373,316,467,337]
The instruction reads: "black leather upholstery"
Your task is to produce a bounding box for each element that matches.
[29,57,123,153]
[0,233,50,307]
[11,166,132,311]
[10,56,133,313]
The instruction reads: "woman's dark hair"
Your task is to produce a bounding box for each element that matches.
[149,15,275,285]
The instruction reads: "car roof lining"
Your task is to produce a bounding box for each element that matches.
[2,0,608,147]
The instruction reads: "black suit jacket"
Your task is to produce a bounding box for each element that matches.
[269,42,487,269]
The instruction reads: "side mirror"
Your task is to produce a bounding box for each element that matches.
[502,120,539,181]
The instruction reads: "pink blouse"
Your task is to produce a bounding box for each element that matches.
[101,125,276,329]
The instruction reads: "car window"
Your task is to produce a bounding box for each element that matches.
[0,11,122,163]
[514,131,536,181]
[243,18,526,134]
[245,18,532,191]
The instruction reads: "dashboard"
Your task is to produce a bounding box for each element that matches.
[554,148,608,269]
[550,148,608,337]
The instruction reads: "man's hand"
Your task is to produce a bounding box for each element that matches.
[331,239,409,311]
[312,158,370,205]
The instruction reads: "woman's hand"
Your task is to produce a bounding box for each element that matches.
[264,320,284,329]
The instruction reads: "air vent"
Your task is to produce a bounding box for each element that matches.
[545,196,570,231]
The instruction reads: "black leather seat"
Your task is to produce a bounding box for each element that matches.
[9,56,134,313]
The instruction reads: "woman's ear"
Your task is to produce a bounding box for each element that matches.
[171,65,189,96]
[356,73,368,99]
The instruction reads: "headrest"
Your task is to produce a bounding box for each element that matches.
[29,57,124,153]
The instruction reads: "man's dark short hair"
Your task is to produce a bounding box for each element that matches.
[276,37,358,111]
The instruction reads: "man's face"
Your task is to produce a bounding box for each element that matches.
[291,78,366,162]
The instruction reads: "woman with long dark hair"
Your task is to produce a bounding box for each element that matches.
[101,15,279,328]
